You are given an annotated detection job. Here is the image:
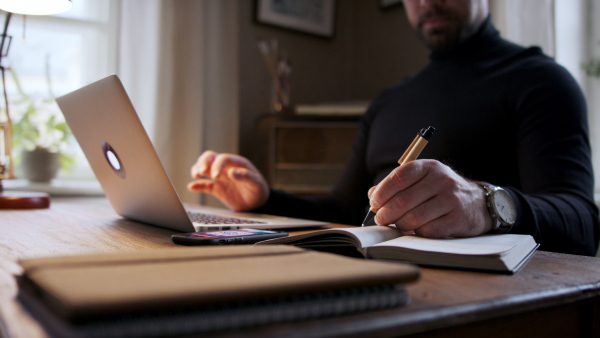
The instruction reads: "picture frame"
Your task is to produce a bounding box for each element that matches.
[380,0,403,10]
[255,0,336,38]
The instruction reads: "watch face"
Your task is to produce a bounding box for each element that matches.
[493,190,517,224]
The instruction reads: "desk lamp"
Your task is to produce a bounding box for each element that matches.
[0,0,72,209]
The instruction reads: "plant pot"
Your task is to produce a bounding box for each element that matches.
[21,148,60,182]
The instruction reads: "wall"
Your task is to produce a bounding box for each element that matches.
[236,0,428,169]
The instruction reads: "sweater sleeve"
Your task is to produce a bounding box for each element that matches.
[506,60,599,256]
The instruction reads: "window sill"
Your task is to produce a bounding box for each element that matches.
[2,179,104,197]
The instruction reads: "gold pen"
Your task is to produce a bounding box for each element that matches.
[361,126,435,227]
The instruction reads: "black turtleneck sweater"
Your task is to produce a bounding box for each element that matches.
[254,17,600,256]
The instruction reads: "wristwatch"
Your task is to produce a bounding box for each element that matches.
[479,184,517,233]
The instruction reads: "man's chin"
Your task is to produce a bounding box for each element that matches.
[421,31,461,52]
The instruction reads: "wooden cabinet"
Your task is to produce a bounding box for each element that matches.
[258,115,360,195]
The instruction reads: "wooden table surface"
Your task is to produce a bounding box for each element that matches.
[1,197,599,338]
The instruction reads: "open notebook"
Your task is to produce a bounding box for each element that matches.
[56,75,328,232]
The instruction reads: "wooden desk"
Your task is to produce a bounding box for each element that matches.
[1,197,599,337]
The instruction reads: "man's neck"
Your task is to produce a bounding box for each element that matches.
[429,15,496,60]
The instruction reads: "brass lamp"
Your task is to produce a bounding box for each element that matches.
[0,0,72,209]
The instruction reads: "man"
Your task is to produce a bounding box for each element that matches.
[188,0,600,256]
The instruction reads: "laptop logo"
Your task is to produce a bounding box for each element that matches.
[102,141,126,178]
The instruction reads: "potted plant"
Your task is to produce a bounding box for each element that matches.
[583,58,600,78]
[583,41,600,78]
[9,67,74,182]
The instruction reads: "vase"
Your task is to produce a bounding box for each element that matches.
[21,148,60,182]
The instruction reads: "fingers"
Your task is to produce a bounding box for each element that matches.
[191,151,258,180]
[188,152,270,211]
[187,178,215,193]
[370,160,433,226]
[210,153,256,179]
[189,168,258,193]
[367,186,377,199]
[414,215,457,238]
[375,191,450,231]
[227,166,262,184]
[369,160,490,238]
[191,150,218,179]
[369,160,429,211]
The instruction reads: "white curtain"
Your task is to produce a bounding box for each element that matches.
[584,1,600,198]
[506,0,555,56]
[491,0,554,55]
[118,0,240,205]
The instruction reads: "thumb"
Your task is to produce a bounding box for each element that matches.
[229,167,263,185]
[187,179,214,193]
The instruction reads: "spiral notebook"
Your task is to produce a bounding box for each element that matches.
[17,246,420,337]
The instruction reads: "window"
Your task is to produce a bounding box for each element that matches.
[4,0,118,180]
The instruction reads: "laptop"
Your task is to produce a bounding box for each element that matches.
[55,75,329,232]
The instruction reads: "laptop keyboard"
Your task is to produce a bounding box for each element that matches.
[187,211,267,225]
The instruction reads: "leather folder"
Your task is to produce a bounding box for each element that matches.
[17,245,419,337]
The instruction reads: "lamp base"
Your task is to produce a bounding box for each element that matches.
[0,190,50,209]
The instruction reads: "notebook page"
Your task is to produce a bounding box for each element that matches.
[373,234,526,255]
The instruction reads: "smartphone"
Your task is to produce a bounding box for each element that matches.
[171,229,288,246]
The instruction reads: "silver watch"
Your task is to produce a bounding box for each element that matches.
[480,184,517,233]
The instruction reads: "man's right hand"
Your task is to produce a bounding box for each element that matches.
[187,151,270,212]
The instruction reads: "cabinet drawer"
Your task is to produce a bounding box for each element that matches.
[264,117,359,195]
[275,125,357,164]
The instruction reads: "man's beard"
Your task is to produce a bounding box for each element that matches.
[416,7,471,52]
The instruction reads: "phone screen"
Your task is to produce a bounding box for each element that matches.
[188,229,272,239]
[171,229,287,245]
